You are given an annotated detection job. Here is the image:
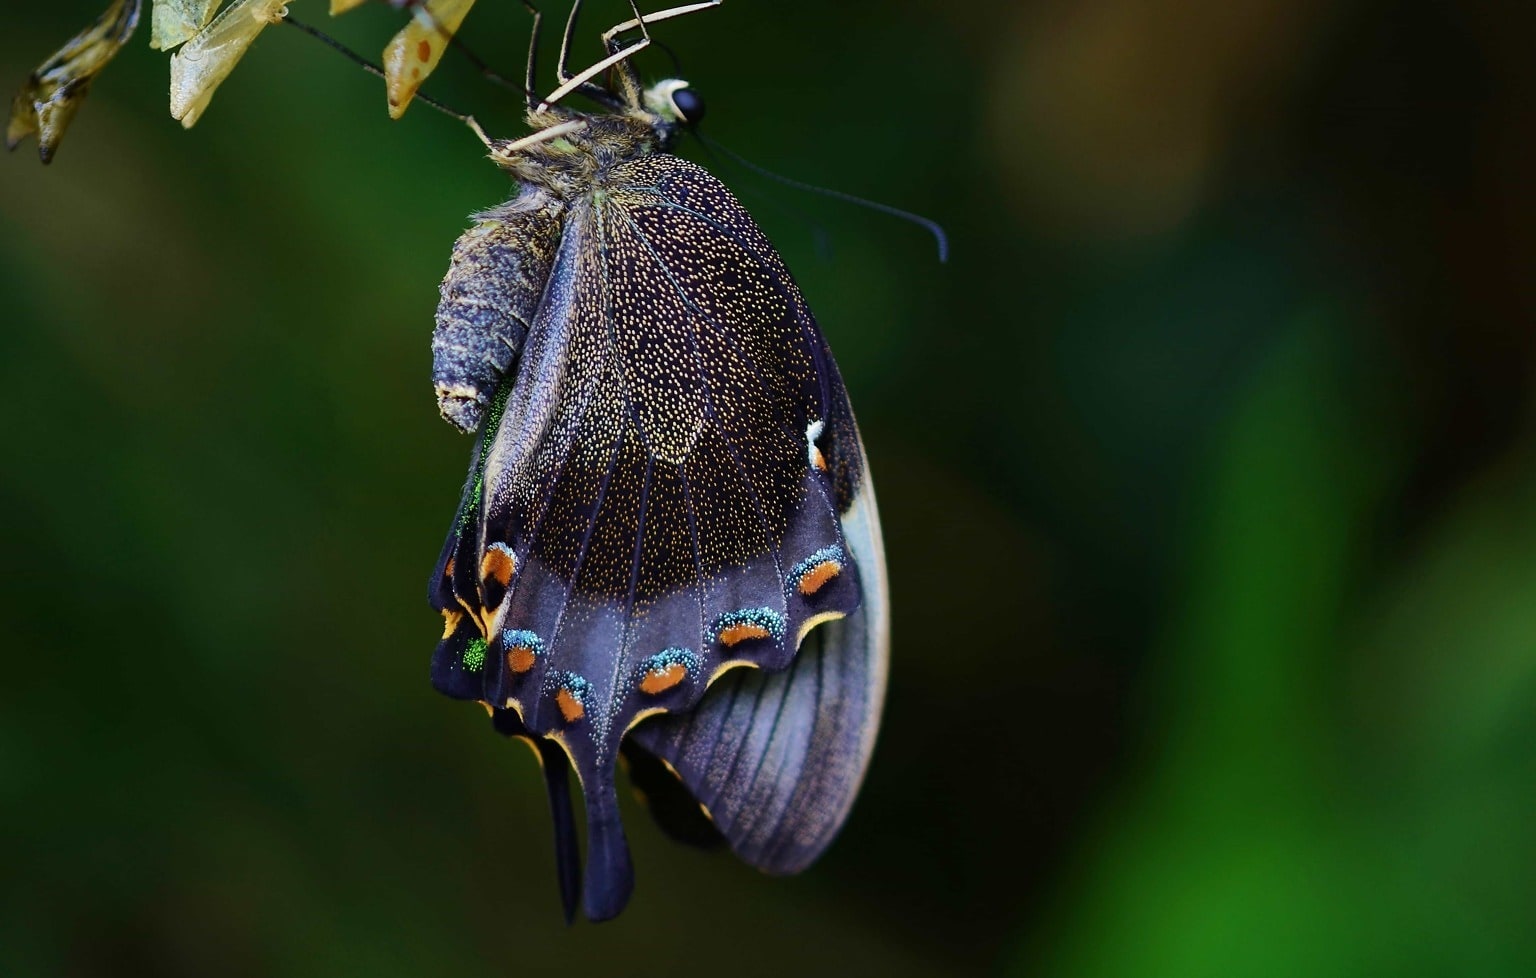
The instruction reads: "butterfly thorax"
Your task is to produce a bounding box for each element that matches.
[490,110,678,200]
[432,104,683,433]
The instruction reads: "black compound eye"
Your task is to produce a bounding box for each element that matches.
[670,87,705,125]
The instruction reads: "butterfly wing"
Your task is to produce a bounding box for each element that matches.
[429,155,885,920]
[626,374,889,875]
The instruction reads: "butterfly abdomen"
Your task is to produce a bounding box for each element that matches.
[432,186,564,433]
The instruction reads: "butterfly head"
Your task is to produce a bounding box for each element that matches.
[644,79,706,129]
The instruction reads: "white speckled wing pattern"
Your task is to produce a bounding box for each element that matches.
[429,156,885,920]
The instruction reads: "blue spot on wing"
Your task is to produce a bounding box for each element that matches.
[711,607,787,642]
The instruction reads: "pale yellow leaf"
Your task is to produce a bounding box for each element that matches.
[330,0,369,13]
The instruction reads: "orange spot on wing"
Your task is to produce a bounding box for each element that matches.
[444,557,455,578]
[811,446,828,471]
[417,39,433,63]
[639,663,687,695]
[555,688,585,723]
[718,623,771,646]
[480,546,515,587]
[797,560,842,595]
[506,645,536,674]
[440,608,463,639]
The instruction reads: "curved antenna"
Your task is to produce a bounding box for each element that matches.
[697,132,950,263]
[650,38,684,76]
[693,138,834,260]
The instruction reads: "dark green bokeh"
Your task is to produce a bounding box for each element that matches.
[4,1,1535,975]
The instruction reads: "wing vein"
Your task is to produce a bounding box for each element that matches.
[612,205,784,418]
[610,453,655,701]
[677,462,709,675]
[636,193,834,421]
[545,209,626,668]
[607,206,787,591]
[547,421,626,661]
[734,636,801,841]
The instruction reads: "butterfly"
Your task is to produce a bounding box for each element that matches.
[425,0,889,922]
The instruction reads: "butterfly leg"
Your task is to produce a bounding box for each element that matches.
[519,1,542,111]
[543,1,720,110]
[541,4,650,110]
[282,12,497,148]
[595,0,721,104]
[488,118,589,161]
[555,0,583,82]
[600,0,722,55]
[541,0,618,110]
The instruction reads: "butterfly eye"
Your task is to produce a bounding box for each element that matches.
[669,86,705,126]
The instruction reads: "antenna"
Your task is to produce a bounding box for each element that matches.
[694,138,835,262]
[696,131,950,263]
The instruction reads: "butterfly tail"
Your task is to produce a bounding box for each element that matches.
[578,765,635,922]
[489,711,583,923]
[536,738,583,925]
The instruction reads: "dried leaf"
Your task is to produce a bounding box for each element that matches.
[383,0,477,120]
[151,0,221,51]
[7,0,142,164]
[169,0,288,128]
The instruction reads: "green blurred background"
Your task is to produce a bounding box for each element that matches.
[4,1,1535,974]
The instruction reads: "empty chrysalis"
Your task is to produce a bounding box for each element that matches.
[6,0,141,163]
[150,0,220,51]
[382,0,478,119]
[168,0,289,128]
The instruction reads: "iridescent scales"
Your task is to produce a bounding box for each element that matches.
[638,648,701,695]
[712,607,787,648]
[789,545,845,596]
[462,636,488,672]
[501,628,544,675]
[552,673,592,724]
